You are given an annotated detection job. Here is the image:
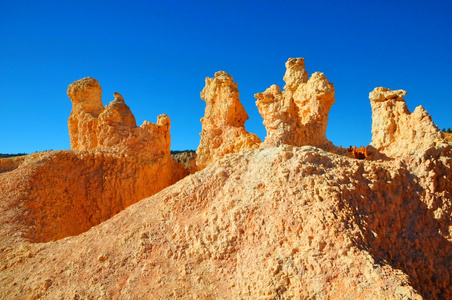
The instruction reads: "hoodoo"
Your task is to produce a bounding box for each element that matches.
[195,71,261,170]
[369,87,449,159]
[0,78,187,243]
[68,77,173,158]
[255,58,335,149]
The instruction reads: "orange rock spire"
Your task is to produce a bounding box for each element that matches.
[67,77,172,158]
[369,87,449,158]
[195,71,261,170]
[255,58,335,149]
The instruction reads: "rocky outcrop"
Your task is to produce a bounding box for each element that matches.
[0,78,188,243]
[0,149,186,243]
[255,58,335,149]
[195,71,261,170]
[68,78,172,158]
[171,150,197,174]
[370,87,449,159]
[346,145,368,159]
[2,146,451,299]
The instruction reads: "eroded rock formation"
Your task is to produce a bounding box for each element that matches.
[68,78,171,158]
[0,78,187,242]
[1,61,452,299]
[370,87,449,159]
[347,145,368,159]
[0,149,186,243]
[195,71,261,170]
[255,58,335,149]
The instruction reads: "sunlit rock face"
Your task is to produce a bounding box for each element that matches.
[67,77,173,158]
[67,77,103,149]
[0,78,188,242]
[195,71,261,170]
[255,58,335,150]
[369,87,449,159]
[2,145,452,299]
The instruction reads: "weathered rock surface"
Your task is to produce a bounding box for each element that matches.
[370,87,450,159]
[68,78,172,158]
[171,150,197,174]
[195,71,261,170]
[0,149,186,243]
[445,132,452,143]
[255,58,335,149]
[1,146,451,299]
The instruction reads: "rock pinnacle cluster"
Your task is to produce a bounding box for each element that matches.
[255,58,335,149]
[1,58,451,299]
[68,77,173,158]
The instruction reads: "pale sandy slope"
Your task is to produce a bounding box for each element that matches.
[1,145,452,299]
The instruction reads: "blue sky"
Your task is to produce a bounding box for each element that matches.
[1,0,451,153]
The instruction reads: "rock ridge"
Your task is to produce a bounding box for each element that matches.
[0,77,188,243]
[1,59,452,299]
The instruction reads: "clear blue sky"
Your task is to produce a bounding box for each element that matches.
[1,0,451,153]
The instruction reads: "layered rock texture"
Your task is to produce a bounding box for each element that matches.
[1,61,452,299]
[255,58,335,149]
[370,87,449,159]
[195,71,261,170]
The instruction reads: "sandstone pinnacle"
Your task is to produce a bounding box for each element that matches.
[196,71,261,170]
[0,78,189,242]
[67,77,176,158]
[370,87,450,159]
[256,58,335,150]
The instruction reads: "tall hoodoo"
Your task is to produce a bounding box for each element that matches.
[255,58,335,149]
[67,77,103,149]
[369,87,449,158]
[195,71,261,170]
